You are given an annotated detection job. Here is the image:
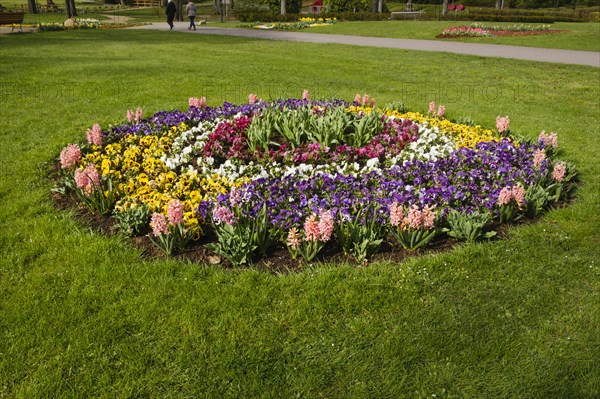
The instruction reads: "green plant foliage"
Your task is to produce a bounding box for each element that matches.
[324,0,372,13]
[442,209,496,242]
[335,206,386,264]
[207,205,276,266]
[113,204,151,237]
[246,104,385,150]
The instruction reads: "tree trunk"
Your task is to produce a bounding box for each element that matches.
[441,0,448,15]
[280,0,286,14]
[176,0,183,21]
[377,0,382,13]
[28,0,38,14]
[495,0,502,10]
[69,0,78,16]
[65,0,72,18]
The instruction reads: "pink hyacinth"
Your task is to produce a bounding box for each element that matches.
[228,186,242,207]
[421,205,437,229]
[362,94,370,106]
[74,163,100,195]
[317,210,334,242]
[497,186,513,206]
[552,161,567,182]
[151,213,169,237]
[512,185,525,207]
[533,149,546,170]
[437,105,445,119]
[354,93,362,104]
[127,109,135,122]
[304,214,320,242]
[389,202,404,227]
[539,131,558,149]
[86,123,102,146]
[59,143,81,170]
[136,107,143,122]
[189,97,207,108]
[406,205,423,230]
[302,89,310,101]
[167,200,184,225]
[428,101,436,115]
[286,228,301,250]
[212,205,235,225]
[248,93,258,105]
[496,115,510,134]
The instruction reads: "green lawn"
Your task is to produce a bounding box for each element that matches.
[307,20,600,51]
[1,29,599,398]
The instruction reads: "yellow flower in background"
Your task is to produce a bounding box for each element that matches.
[347,105,374,114]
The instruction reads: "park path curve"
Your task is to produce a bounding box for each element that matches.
[133,23,600,68]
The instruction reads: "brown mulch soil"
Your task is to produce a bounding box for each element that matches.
[51,189,514,274]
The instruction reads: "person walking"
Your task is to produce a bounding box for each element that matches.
[186,0,197,31]
[166,0,176,31]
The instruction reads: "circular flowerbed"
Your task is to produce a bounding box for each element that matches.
[54,94,577,268]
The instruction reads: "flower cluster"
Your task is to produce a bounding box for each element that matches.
[60,144,81,170]
[437,24,561,38]
[539,131,558,148]
[86,123,103,146]
[74,163,100,195]
[497,185,526,207]
[496,115,510,134]
[437,26,493,38]
[57,95,577,263]
[251,17,335,30]
[286,210,335,261]
[149,200,192,255]
[428,101,445,119]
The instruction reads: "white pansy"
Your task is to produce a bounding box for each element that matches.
[366,158,379,168]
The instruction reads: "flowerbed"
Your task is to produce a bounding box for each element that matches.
[54,94,577,268]
[436,23,563,38]
[247,17,336,30]
[29,19,145,32]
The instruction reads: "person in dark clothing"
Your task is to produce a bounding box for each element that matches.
[166,0,176,31]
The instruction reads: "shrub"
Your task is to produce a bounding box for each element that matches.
[323,0,371,13]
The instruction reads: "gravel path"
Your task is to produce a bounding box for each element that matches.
[133,23,600,68]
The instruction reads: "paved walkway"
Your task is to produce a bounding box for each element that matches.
[133,23,600,68]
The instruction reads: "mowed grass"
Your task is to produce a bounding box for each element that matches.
[306,20,600,51]
[0,30,599,398]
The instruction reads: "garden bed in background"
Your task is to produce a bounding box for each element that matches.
[244,17,337,30]
[52,94,577,270]
[436,23,565,38]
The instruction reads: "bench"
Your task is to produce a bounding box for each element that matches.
[0,11,25,32]
[390,11,424,20]
[132,0,161,7]
[40,1,61,13]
